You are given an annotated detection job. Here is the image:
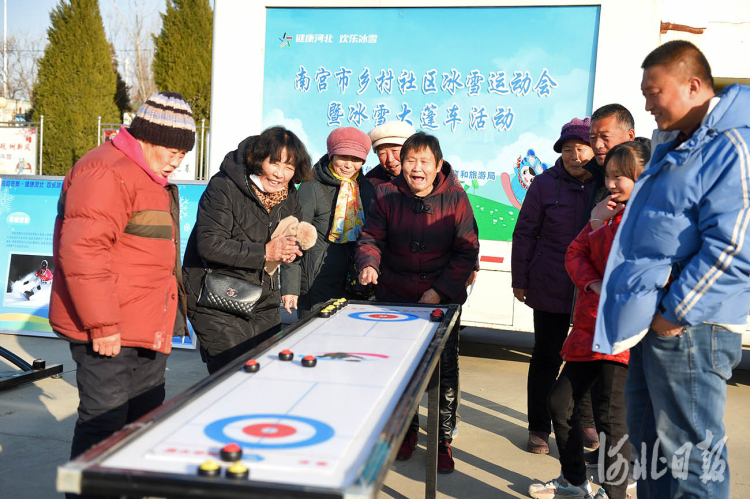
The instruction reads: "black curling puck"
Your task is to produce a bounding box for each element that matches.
[220,443,242,462]
[279,349,294,361]
[430,309,444,322]
[301,355,317,367]
[225,463,249,479]
[319,309,330,318]
[243,359,259,373]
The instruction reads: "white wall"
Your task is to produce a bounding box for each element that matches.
[660,0,750,80]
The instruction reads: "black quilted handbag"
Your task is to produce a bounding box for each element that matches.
[197,269,263,319]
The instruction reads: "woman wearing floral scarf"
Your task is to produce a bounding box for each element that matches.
[281,127,375,318]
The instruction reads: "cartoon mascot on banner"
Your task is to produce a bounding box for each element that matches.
[500,149,549,209]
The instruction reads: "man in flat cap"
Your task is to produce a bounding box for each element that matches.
[366,121,415,187]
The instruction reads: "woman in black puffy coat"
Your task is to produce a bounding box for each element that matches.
[183,126,311,373]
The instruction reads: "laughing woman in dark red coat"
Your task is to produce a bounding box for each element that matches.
[355,132,479,474]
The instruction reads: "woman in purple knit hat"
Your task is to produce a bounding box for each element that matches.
[511,117,598,454]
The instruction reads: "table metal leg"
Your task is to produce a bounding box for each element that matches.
[425,359,440,499]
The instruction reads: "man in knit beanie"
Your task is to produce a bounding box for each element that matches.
[51,92,195,491]
[129,92,196,151]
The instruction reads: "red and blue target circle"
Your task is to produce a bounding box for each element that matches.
[205,414,334,449]
[348,311,418,322]
[243,423,296,438]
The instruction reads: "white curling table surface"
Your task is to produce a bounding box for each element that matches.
[98,303,446,489]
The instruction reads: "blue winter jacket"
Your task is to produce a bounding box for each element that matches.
[593,84,750,355]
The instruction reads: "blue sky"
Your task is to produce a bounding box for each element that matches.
[5,0,165,41]
[6,0,67,38]
[262,6,600,206]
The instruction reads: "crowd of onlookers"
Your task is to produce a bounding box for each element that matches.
[48,39,750,499]
[515,40,749,499]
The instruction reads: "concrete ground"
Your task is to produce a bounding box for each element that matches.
[2,331,750,499]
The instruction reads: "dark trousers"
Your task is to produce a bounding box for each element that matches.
[548,360,630,499]
[408,320,460,444]
[528,309,595,433]
[68,343,168,499]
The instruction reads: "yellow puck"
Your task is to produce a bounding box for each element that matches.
[226,462,249,479]
[197,460,220,477]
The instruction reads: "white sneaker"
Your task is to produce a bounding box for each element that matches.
[452,424,459,439]
[528,474,594,498]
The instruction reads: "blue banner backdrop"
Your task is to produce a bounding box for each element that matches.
[262,6,600,242]
[0,175,207,349]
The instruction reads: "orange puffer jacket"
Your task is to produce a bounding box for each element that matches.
[49,129,186,354]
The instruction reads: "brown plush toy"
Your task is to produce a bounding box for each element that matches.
[265,216,316,275]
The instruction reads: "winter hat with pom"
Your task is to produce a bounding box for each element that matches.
[129,91,196,151]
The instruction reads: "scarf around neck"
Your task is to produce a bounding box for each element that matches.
[327,164,365,243]
[250,181,288,213]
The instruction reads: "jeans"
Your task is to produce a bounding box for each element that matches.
[626,324,741,499]
[528,309,596,433]
[548,360,630,498]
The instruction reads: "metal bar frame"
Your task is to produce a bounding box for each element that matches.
[425,361,440,499]
[0,346,63,391]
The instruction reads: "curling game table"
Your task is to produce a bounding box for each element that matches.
[57,300,460,498]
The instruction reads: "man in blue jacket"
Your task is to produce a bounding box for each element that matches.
[593,40,749,498]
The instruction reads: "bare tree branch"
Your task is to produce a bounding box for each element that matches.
[0,32,45,102]
[105,0,160,107]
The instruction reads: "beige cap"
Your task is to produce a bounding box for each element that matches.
[368,121,416,152]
